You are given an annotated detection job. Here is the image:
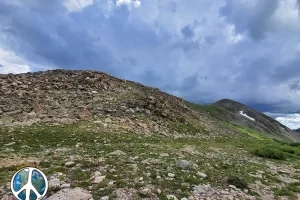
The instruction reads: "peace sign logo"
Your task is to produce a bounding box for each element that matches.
[11,167,48,200]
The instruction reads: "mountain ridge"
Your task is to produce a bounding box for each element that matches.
[0,69,235,138]
[0,69,299,142]
[294,128,300,133]
[213,99,300,142]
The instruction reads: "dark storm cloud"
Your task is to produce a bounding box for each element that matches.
[289,80,300,91]
[271,55,300,82]
[220,0,279,40]
[181,25,195,39]
[1,0,300,116]
[179,74,199,91]
[205,36,216,46]
[0,1,122,75]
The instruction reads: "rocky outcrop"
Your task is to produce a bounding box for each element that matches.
[0,70,233,137]
[47,187,92,200]
[0,70,187,124]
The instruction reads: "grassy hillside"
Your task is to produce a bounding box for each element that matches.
[0,123,299,199]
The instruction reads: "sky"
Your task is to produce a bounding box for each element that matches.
[0,0,300,129]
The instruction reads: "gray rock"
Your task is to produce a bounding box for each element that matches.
[104,118,112,123]
[120,106,127,110]
[0,186,5,194]
[148,96,155,101]
[27,112,37,119]
[278,175,299,184]
[65,161,76,167]
[140,188,150,196]
[197,172,207,178]
[249,173,262,178]
[108,150,126,156]
[126,108,135,114]
[229,185,236,190]
[193,184,216,196]
[93,176,106,184]
[27,159,41,165]
[113,189,130,200]
[166,195,178,200]
[159,153,169,157]
[100,196,109,200]
[47,188,92,200]
[94,171,101,177]
[176,160,194,170]
[108,181,114,186]
[60,183,71,189]
[4,142,15,146]
[129,108,135,113]
[48,178,61,190]
[1,195,15,200]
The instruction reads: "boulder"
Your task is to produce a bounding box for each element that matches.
[176,160,195,170]
[47,188,92,200]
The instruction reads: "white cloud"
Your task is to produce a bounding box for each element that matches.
[271,0,300,33]
[225,23,244,43]
[116,0,141,8]
[0,48,52,74]
[265,112,300,129]
[64,0,94,12]
[0,48,31,74]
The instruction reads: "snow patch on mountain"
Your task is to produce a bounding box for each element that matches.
[239,110,255,121]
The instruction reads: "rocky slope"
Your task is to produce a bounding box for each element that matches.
[0,69,236,138]
[213,99,300,142]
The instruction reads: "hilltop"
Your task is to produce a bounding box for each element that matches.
[0,70,299,200]
[0,69,233,137]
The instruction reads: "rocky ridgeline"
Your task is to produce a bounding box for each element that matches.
[0,69,232,136]
[0,70,185,123]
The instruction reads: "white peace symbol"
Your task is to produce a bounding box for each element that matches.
[11,167,48,200]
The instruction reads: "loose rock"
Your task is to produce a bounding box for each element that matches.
[47,188,92,200]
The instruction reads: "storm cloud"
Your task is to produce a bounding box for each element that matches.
[0,0,300,128]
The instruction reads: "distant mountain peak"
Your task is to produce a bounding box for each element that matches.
[294,128,300,133]
[213,98,300,142]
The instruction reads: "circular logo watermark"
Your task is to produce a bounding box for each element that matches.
[11,167,48,200]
